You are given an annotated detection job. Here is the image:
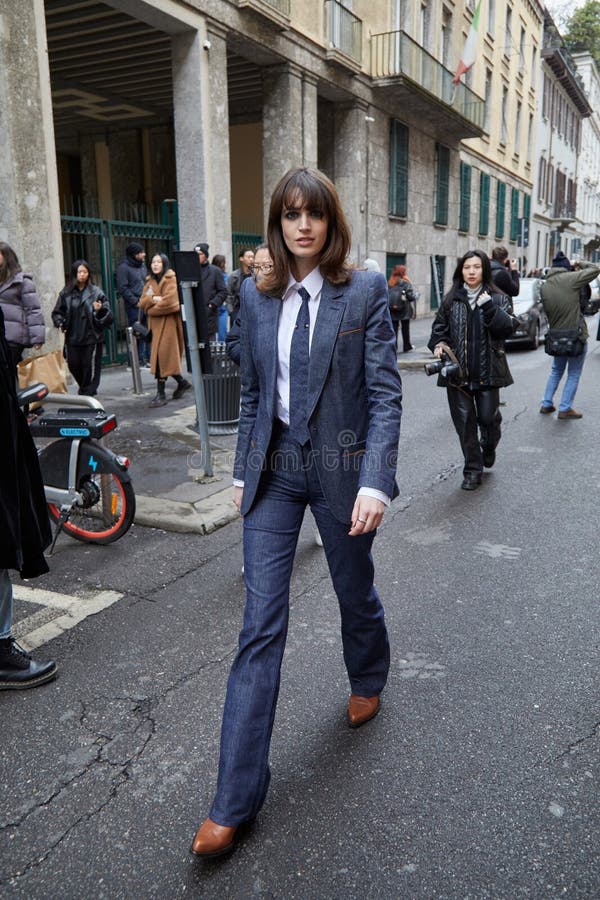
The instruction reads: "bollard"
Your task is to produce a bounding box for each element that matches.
[126,327,144,395]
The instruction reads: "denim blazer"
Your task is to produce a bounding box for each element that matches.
[234,269,402,523]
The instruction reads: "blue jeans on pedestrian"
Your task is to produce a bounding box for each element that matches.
[0,569,13,639]
[542,345,587,412]
[209,425,390,826]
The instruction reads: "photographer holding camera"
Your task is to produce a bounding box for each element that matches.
[490,246,520,302]
[427,250,517,491]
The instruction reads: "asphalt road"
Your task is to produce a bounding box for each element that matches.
[1,328,599,899]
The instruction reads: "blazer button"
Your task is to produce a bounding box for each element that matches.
[310,425,318,433]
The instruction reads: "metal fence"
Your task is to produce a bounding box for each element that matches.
[60,200,179,364]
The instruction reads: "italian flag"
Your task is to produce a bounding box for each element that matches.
[453,1,482,85]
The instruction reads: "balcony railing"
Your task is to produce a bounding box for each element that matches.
[552,204,577,220]
[371,30,485,132]
[237,0,291,29]
[325,0,362,69]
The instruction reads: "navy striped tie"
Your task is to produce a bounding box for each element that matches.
[288,286,311,445]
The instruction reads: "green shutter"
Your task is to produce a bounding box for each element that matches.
[523,192,531,221]
[495,180,506,239]
[459,163,472,232]
[389,120,409,217]
[479,172,490,236]
[435,144,450,226]
[510,187,519,241]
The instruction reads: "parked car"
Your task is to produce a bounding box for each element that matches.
[505,278,548,350]
[581,277,600,316]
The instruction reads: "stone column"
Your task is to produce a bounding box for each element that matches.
[205,23,232,262]
[333,101,369,264]
[0,0,64,349]
[302,74,318,170]
[262,64,318,226]
[172,20,232,258]
[171,27,210,249]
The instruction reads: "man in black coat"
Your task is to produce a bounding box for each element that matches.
[117,242,148,365]
[0,308,57,689]
[194,242,228,340]
[490,246,520,301]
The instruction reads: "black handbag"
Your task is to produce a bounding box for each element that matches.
[544,327,585,357]
[132,316,151,343]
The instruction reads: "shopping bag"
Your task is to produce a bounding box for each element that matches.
[17,349,68,402]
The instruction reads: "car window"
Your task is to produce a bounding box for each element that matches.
[516,281,535,301]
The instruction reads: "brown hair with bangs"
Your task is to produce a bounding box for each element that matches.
[260,167,352,296]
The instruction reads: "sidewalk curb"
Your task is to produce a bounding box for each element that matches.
[134,487,239,535]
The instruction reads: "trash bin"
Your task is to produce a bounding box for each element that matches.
[203,342,240,435]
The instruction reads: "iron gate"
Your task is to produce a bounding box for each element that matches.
[60,200,178,364]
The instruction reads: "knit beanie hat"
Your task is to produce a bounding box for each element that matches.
[194,242,210,256]
[552,251,571,270]
[126,242,145,256]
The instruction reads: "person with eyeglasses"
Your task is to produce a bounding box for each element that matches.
[225,244,271,366]
[250,248,274,280]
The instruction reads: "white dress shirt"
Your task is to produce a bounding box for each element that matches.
[275,268,323,424]
[234,266,390,507]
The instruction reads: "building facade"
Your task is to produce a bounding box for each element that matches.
[2,0,598,349]
[529,13,592,272]
[572,52,600,264]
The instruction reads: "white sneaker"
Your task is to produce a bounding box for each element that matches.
[314,529,323,547]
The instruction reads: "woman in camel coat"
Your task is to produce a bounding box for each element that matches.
[139,253,190,407]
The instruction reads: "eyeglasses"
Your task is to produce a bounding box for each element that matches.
[250,263,273,274]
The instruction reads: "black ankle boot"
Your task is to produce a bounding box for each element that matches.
[149,379,168,408]
[172,378,191,400]
[0,637,57,690]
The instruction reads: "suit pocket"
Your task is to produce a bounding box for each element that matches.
[337,318,364,338]
[341,439,366,472]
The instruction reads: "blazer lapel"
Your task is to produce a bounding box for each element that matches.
[307,280,346,419]
[257,292,281,420]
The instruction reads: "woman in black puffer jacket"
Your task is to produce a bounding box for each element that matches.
[427,249,516,491]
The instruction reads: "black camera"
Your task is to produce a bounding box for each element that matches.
[424,352,460,378]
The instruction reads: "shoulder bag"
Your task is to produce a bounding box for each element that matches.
[540,282,585,357]
[544,327,585,357]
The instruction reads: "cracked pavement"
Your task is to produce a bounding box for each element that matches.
[1,318,599,898]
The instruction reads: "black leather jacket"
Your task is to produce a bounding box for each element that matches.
[428,287,516,388]
[52,284,113,346]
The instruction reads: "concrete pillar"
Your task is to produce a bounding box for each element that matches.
[302,74,318,170]
[0,0,64,349]
[263,64,318,225]
[205,24,232,262]
[95,141,113,220]
[333,102,369,264]
[172,28,210,249]
[171,21,232,257]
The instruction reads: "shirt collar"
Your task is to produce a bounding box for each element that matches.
[284,267,324,300]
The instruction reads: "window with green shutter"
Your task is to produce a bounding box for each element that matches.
[495,180,506,239]
[459,163,472,232]
[523,192,531,224]
[510,187,519,241]
[435,144,450,226]
[389,120,409,217]
[479,172,490,236]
